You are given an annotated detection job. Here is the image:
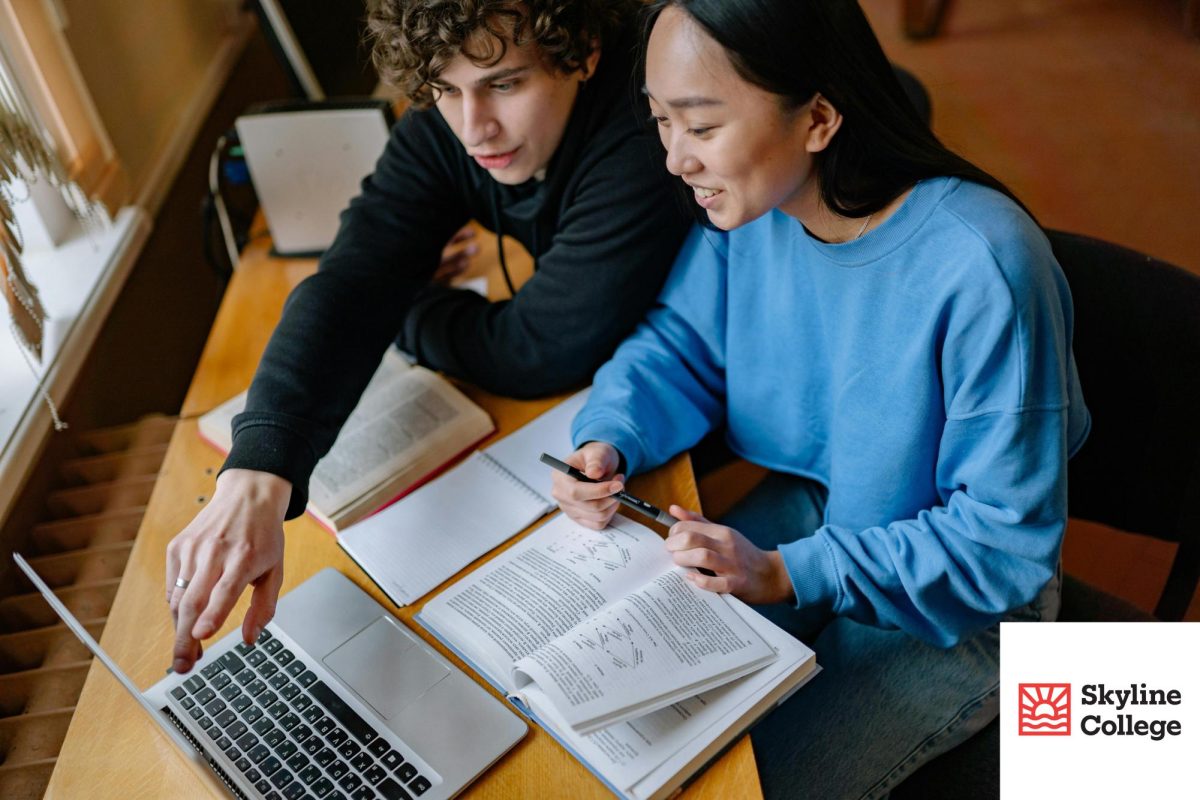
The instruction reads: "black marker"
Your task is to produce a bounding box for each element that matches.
[540,452,679,526]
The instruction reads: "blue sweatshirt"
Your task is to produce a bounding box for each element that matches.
[573,177,1090,647]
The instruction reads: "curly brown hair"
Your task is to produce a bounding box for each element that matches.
[367,0,639,108]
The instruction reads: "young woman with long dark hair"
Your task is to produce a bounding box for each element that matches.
[550,1,1089,796]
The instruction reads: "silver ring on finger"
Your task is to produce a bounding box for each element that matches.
[174,577,190,590]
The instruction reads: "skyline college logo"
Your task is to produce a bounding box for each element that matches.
[1018,682,1071,735]
[1002,624,1197,797]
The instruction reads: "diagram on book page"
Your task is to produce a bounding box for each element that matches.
[543,526,641,585]
[572,614,646,674]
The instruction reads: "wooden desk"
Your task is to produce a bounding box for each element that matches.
[46,232,762,799]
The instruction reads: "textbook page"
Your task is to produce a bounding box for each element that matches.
[418,514,673,692]
[196,395,240,451]
[524,598,818,797]
[198,350,415,463]
[511,568,776,733]
[307,355,486,514]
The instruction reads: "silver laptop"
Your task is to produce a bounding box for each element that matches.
[235,100,394,258]
[13,555,526,799]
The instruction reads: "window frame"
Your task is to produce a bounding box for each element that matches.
[0,0,127,211]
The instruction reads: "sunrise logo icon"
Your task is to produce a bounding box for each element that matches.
[1018,683,1071,735]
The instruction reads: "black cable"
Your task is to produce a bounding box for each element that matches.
[489,181,518,297]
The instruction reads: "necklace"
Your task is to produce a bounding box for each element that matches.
[854,212,875,240]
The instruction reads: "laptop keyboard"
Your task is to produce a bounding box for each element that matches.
[168,628,433,800]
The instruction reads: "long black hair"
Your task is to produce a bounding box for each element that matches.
[645,0,1026,219]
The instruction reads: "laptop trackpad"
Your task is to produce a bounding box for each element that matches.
[323,617,449,720]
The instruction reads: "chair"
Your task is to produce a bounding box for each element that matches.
[893,230,1200,799]
[1051,230,1200,622]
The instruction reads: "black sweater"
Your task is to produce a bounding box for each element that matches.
[224,23,690,518]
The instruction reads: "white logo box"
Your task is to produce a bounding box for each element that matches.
[1000,622,1200,799]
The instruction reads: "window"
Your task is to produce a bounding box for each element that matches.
[1,0,248,521]
[0,0,126,209]
[1,0,144,498]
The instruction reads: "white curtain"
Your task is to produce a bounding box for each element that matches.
[0,39,85,361]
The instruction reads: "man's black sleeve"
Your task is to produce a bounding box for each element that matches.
[222,112,469,518]
[397,135,691,399]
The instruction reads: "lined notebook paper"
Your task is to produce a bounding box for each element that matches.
[337,389,590,606]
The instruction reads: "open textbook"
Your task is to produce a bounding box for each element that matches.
[336,390,591,606]
[417,514,819,799]
[199,350,494,532]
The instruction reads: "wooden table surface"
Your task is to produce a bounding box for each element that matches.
[45,229,762,799]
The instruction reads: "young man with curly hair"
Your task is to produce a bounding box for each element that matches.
[164,0,689,674]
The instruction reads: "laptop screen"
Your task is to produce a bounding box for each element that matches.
[11,553,234,796]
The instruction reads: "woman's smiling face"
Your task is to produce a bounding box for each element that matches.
[644,6,831,230]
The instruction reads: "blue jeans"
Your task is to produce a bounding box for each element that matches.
[722,472,1060,800]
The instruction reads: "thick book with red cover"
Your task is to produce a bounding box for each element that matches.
[198,350,493,533]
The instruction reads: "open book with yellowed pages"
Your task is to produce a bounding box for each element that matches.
[198,349,494,533]
[416,513,819,799]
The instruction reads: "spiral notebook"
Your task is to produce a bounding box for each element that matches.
[337,390,589,606]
